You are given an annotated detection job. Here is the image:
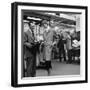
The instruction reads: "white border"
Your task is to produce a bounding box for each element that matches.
[18,5,86,84]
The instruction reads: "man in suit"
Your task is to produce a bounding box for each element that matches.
[23,21,37,77]
[57,33,66,62]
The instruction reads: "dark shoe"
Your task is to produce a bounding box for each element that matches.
[66,61,69,64]
[64,59,66,62]
[59,60,62,62]
[68,61,72,64]
[59,59,62,62]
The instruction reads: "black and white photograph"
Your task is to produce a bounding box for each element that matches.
[11,2,88,87]
[22,11,81,77]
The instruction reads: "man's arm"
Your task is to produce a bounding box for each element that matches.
[23,32,33,48]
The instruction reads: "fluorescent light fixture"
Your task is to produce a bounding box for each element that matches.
[44,12,56,15]
[23,20,29,23]
[27,17,42,21]
[60,14,76,21]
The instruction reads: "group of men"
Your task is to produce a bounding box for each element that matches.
[23,18,80,77]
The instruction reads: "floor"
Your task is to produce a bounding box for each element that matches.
[36,60,80,77]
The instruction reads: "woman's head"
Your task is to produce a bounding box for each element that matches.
[41,20,49,28]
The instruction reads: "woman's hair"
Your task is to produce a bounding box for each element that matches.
[41,20,48,26]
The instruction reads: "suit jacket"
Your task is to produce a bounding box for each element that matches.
[24,29,35,59]
[58,38,65,50]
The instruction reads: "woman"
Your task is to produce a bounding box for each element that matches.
[43,19,56,75]
[65,31,72,63]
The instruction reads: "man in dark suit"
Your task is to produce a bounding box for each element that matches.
[57,34,66,62]
[23,21,37,77]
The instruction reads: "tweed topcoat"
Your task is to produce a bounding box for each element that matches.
[43,28,56,61]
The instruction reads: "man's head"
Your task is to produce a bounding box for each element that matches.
[24,23,30,32]
[30,21,36,29]
[49,19,55,27]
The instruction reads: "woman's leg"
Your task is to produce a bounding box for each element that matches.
[45,61,51,75]
[45,46,52,75]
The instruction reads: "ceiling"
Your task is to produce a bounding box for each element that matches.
[23,11,76,26]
